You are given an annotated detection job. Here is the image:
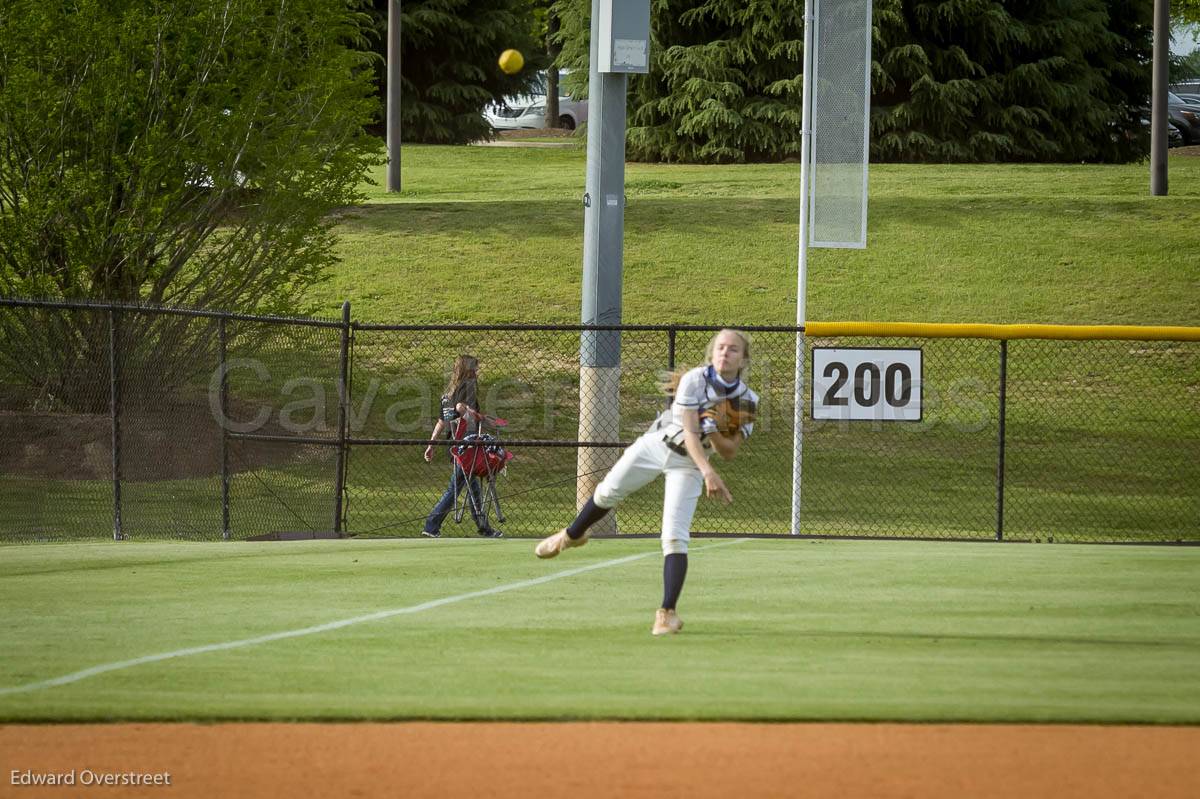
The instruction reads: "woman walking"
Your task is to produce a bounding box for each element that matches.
[422,354,502,538]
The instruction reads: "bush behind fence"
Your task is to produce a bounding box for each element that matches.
[2,298,1197,544]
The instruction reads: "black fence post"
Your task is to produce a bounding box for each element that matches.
[332,301,351,535]
[219,317,231,541]
[108,309,123,541]
[996,339,1008,541]
[666,327,677,406]
[343,311,357,533]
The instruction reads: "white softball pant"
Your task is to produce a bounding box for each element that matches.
[593,430,704,555]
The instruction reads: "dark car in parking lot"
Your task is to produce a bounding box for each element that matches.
[1170,120,1185,147]
[1169,92,1200,145]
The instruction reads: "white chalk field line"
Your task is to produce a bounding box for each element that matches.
[0,538,748,697]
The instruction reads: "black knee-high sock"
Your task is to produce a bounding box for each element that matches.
[661,553,688,610]
[566,496,610,539]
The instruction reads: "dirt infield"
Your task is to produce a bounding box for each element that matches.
[2,723,1197,798]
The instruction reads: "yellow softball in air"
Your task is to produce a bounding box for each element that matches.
[498,49,524,75]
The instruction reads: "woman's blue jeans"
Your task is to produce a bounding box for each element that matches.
[424,464,486,534]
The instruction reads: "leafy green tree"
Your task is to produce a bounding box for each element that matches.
[1174,0,1200,27]
[0,0,380,306]
[367,0,546,143]
[0,0,381,408]
[1170,5,1200,89]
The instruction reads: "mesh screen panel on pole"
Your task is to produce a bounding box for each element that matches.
[808,0,872,249]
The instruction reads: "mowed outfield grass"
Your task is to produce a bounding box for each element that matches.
[1,538,1198,723]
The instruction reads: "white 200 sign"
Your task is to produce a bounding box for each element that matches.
[811,348,923,421]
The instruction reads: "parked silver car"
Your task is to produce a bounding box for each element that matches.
[485,70,588,131]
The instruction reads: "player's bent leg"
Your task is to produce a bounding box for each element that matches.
[535,434,665,560]
[566,496,611,539]
[534,495,613,558]
[593,434,666,508]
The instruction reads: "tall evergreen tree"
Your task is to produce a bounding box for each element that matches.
[556,0,806,162]
[368,0,546,144]
[872,0,1151,162]
[555,0,1151,163]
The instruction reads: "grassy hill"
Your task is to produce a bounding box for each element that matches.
[311,144,1200,327]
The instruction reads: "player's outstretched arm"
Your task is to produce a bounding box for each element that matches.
[681,408,732,504]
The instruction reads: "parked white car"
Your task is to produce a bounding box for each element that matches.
[485,70,588,131]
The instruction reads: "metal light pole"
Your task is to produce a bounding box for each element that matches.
[576,0,650,528]
[1150,0,1169,196]
[386,0,402,193]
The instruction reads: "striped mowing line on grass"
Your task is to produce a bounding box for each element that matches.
[0,539,748,697]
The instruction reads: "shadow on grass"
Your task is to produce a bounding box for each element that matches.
[749,628,1197,649]
[334,194,1193,240]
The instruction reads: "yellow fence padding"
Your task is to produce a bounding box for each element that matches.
[803,321,1200,342]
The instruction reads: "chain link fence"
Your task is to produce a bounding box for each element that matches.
[1003,338,1200,542]
[2,298,1197,544]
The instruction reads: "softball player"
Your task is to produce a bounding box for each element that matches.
[535,329,758,636]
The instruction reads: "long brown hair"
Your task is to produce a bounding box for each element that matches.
[445,354,479,409]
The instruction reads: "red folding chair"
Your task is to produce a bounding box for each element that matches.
[450,415,514,528]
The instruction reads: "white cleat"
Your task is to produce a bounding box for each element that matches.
[652,608,684,636]
[534,528,588,559]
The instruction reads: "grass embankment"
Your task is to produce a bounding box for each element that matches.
[312,145,1200,326]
